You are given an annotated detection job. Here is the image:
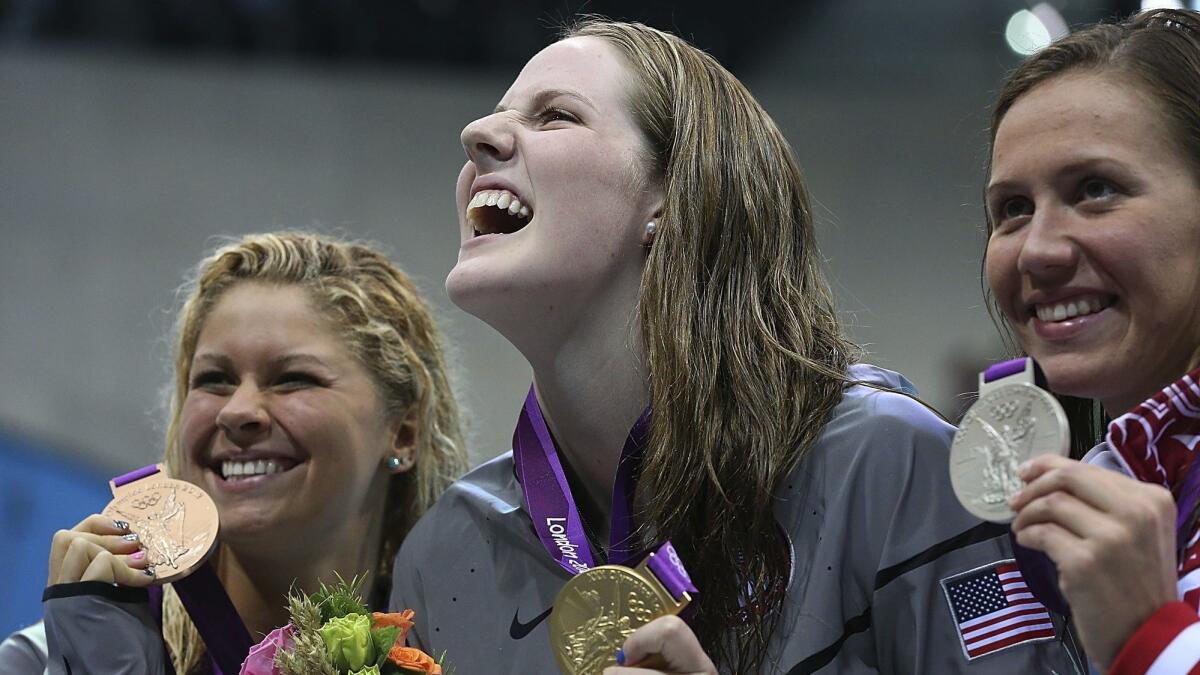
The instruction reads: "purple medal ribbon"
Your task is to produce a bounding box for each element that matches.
[512,386,697,599]
[1175,451,1200,561]
[981,359,1073,615]
[115,466,252,675]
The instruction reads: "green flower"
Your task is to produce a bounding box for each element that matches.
[319,613,375,672]
[349,667,381,675]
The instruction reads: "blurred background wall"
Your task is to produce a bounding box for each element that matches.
[0,0,1149,632]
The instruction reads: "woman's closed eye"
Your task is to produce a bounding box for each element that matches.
[190,370,234,391]
[275,371,323,389]
[537,106,580,126]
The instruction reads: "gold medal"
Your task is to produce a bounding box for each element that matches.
[549,552,691,674]
[101,464,219,584]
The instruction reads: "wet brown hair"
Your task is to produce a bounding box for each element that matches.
[566,19,859,671]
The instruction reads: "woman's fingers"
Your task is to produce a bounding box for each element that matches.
[80,549,155,586]
[601,616,717,675]
[49,530,141,584]
[48,514,150,586]
[56,536,101,585]
[48,514,139,584]
[1011,487,1107,540]
[1009,455,1120,513]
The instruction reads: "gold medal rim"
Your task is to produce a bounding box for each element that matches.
[548,563,681,675]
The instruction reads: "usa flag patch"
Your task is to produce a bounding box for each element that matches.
[941,559,1056,660]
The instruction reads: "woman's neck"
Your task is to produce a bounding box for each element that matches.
[529,323,648,546]
[217,509,386,638]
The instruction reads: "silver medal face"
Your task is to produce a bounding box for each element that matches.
[950,382,1069,523]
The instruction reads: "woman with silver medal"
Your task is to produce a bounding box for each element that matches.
[0,233,469,673]
[970,8,1200,673]
[391,18,1073,674]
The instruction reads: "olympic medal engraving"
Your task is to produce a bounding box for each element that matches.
[549,563,685,675]
[102,476,219,584]
[951,382,1069,523]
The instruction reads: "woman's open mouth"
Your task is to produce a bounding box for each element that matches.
[209,457,302,484]
[467,189,533,237]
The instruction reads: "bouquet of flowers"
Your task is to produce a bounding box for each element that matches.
[240,576,448,675]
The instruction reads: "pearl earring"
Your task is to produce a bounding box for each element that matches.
[643,221,657,247]
[386,456,403,471]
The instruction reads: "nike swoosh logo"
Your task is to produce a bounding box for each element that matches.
[509,606,553,640]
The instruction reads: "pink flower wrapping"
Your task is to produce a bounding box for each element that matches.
[239,624,297,675]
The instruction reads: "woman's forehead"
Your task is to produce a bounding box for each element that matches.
[501,37,627,109]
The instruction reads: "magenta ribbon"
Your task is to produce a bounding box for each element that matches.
[512,386,697,599]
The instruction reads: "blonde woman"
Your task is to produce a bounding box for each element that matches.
[391,19,1075,673]
[0,232,468,673]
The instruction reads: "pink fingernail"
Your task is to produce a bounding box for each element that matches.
[131,550,145,561]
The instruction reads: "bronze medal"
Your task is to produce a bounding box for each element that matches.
[549,554,691,674]
[101,463,219,584]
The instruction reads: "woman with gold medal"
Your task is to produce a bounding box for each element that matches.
[390,19,1075,674]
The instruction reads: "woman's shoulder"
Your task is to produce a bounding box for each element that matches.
[0,622,48,674]
[401,451,524,556]
[434,451,521,513]
[821,363,955,458]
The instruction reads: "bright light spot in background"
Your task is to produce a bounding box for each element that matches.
[1005,4,1068,57]
[1141,0,1186,9]
[1006,9,1053,55]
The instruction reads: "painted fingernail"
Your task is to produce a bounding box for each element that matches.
[615,648,625,665]
[122,533,139,542]
[131,550,145,561]
[113,519,130,531]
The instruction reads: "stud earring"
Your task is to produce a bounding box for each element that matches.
[385,455,403,472]
[643,221,657,246]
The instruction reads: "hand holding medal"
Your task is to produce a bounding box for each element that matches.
[550,542,697,674]
[950,358,1069,523]
[513,387,704,674]
[48,463,219,587]
[99,463,220,584]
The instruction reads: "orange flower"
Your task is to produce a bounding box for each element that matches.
[371,609,415,643]
[388,645,442,675]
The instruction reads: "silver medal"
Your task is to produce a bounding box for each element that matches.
[950,382,1069,523]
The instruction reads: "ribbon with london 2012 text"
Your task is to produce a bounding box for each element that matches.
[511,385,697,599]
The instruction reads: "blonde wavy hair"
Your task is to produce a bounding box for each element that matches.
[159,232,467,673]
[566,19,859,672]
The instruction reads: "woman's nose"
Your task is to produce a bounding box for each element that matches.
[215,382,271,446]
[460,113,516,168]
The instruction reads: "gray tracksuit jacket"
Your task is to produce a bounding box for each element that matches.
[391,365,1083,673]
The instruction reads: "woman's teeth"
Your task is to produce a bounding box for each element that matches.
[468,189,531,219]
[221,459,283,481]
[1035,295,1111,323]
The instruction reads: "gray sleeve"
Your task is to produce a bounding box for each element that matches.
[389,519,431,651]
[41,582,168,674]
[0,622,49,674]
[855,396,1077,673]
